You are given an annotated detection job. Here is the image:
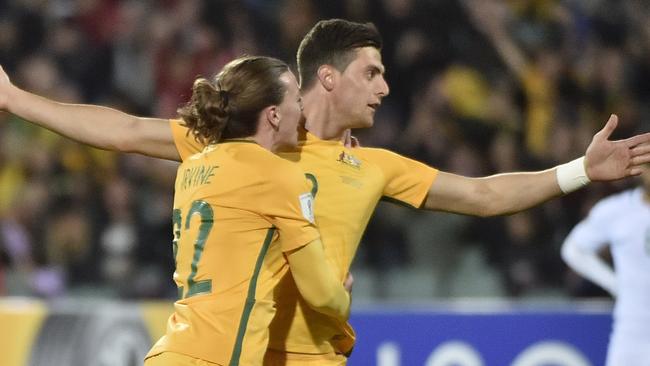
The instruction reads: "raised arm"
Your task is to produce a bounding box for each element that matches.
[424,115,650,216]
[462,0,528,79]
[0,65,181,161]
[285,238,351,321]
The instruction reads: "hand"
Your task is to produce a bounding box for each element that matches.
[585,114,650,181]
[0,65,10,110]
[343,272,354,293]
[341,129,361,148]
[349,136,360,148]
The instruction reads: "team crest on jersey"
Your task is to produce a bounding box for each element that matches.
[337,151,361,169]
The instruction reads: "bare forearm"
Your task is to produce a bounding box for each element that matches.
[478,169,562,216]
[425,169,562,217]
[9,86,136,149]
[426,114,650,216]
[7,86,179,160]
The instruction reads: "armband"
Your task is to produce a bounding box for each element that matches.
[556,156,590,194]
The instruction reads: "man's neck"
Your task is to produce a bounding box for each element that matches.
[250,128,276,152]
[301,90,346,141]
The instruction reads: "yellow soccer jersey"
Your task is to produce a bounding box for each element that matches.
[169,121,438,355]
[147,138,320,365]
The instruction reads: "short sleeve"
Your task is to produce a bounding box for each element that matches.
[365,148,438,208]
[263,166,320,252]
[169,119,204,161]
[566,199,614,252]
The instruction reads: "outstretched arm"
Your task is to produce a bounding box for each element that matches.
[286,238,351,321]
[0,65,180,161]
[425,168,559,217]
[424,115,650,216]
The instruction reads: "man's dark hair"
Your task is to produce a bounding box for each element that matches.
[297,19,382,90]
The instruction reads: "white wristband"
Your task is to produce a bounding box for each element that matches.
[556,156,590,194]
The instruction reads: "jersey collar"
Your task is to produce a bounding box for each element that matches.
[300,130,344,147]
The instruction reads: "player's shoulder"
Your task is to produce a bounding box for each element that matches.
[591,188,640,217]
[355,146,407,162]
[206,141,288,177]
[356,147,432,173]
[221,144,307,197]
[169,118,189,134]
[357,146,395,156]
[253,150,305,186]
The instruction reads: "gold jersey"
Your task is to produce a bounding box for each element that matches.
[169,121,438,355]
[146,139,319,365]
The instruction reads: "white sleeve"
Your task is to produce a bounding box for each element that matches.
[567,200,612,252]
[561,201,617,296]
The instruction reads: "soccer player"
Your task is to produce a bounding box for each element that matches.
[2,19,650,366]
[152,56,353,365]
[561,164,650,366]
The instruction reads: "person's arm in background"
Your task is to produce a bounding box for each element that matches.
[0,65,180,161]
[424,114,650,216]
[561,232,617,296]
[462,0,528,80]
[286,238,351,321]
[560,197,618,296]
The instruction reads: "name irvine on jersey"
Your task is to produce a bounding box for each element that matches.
[179,165,219,190]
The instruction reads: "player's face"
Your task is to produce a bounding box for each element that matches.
[275,71,303,149]
[333,47,389,129]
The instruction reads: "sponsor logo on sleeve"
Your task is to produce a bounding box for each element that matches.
[299,193,315,223]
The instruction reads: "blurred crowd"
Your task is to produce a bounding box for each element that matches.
[0,0,648,300]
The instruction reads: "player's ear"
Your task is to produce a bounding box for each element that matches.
[317,65,336,91]
[264,105,281,130]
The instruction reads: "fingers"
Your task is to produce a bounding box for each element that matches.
[0,64,9,82]
[343,272,354,292]
[341,129,352,148]
[628,167,642,176]
[596,114,618,139]
[624,132,650,148]
[631,142,650,155]
[631,154,650,166]
[350,136,360,148]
